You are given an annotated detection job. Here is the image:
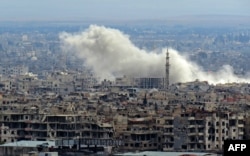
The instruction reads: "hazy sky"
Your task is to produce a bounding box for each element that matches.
[0,0,249,21]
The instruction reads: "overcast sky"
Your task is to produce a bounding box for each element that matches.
[0,0,249,21]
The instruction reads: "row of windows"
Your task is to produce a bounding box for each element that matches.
[124,143,158,147]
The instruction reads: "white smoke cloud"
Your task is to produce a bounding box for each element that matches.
[59,25,249,84]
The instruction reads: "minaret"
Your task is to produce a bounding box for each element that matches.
[165,49,170,90]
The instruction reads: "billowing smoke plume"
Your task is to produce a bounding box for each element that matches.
[59,25,250,84]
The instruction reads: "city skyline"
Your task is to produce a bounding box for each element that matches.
[0,0,249,21]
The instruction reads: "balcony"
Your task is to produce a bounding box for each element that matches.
[163,147,174,151]
[164,125,174,128]
[24,127,32,131]
[188,117,195,120]
[238,124,244,128]
[24,120,33,123]
[25,135,32,138]
[163,132,174,135]
[238,116,244,120]
[197,132,204,135]
[188,125,196,128]
[30,128,47,131]
[188,132,197,136]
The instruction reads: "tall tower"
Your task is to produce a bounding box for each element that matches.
[165,49,170,90]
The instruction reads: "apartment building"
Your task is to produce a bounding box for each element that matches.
[160,109,245,152]
[0,66,28,76]
[0,103,114,143]
[0,77,250,153]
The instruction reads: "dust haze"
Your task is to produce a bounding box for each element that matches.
[59,25,250,84]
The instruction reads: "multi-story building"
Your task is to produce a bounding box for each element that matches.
[0,103,114,143]
[0,66,28,76]
[0,77,249,154]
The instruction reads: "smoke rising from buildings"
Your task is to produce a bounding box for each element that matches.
[59,25,250,84]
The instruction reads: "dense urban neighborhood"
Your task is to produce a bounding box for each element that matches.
[0,22,250,156]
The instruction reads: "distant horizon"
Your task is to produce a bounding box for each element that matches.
[0,0,249,22]
[0,14,250,27]
[0,14,249,22]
